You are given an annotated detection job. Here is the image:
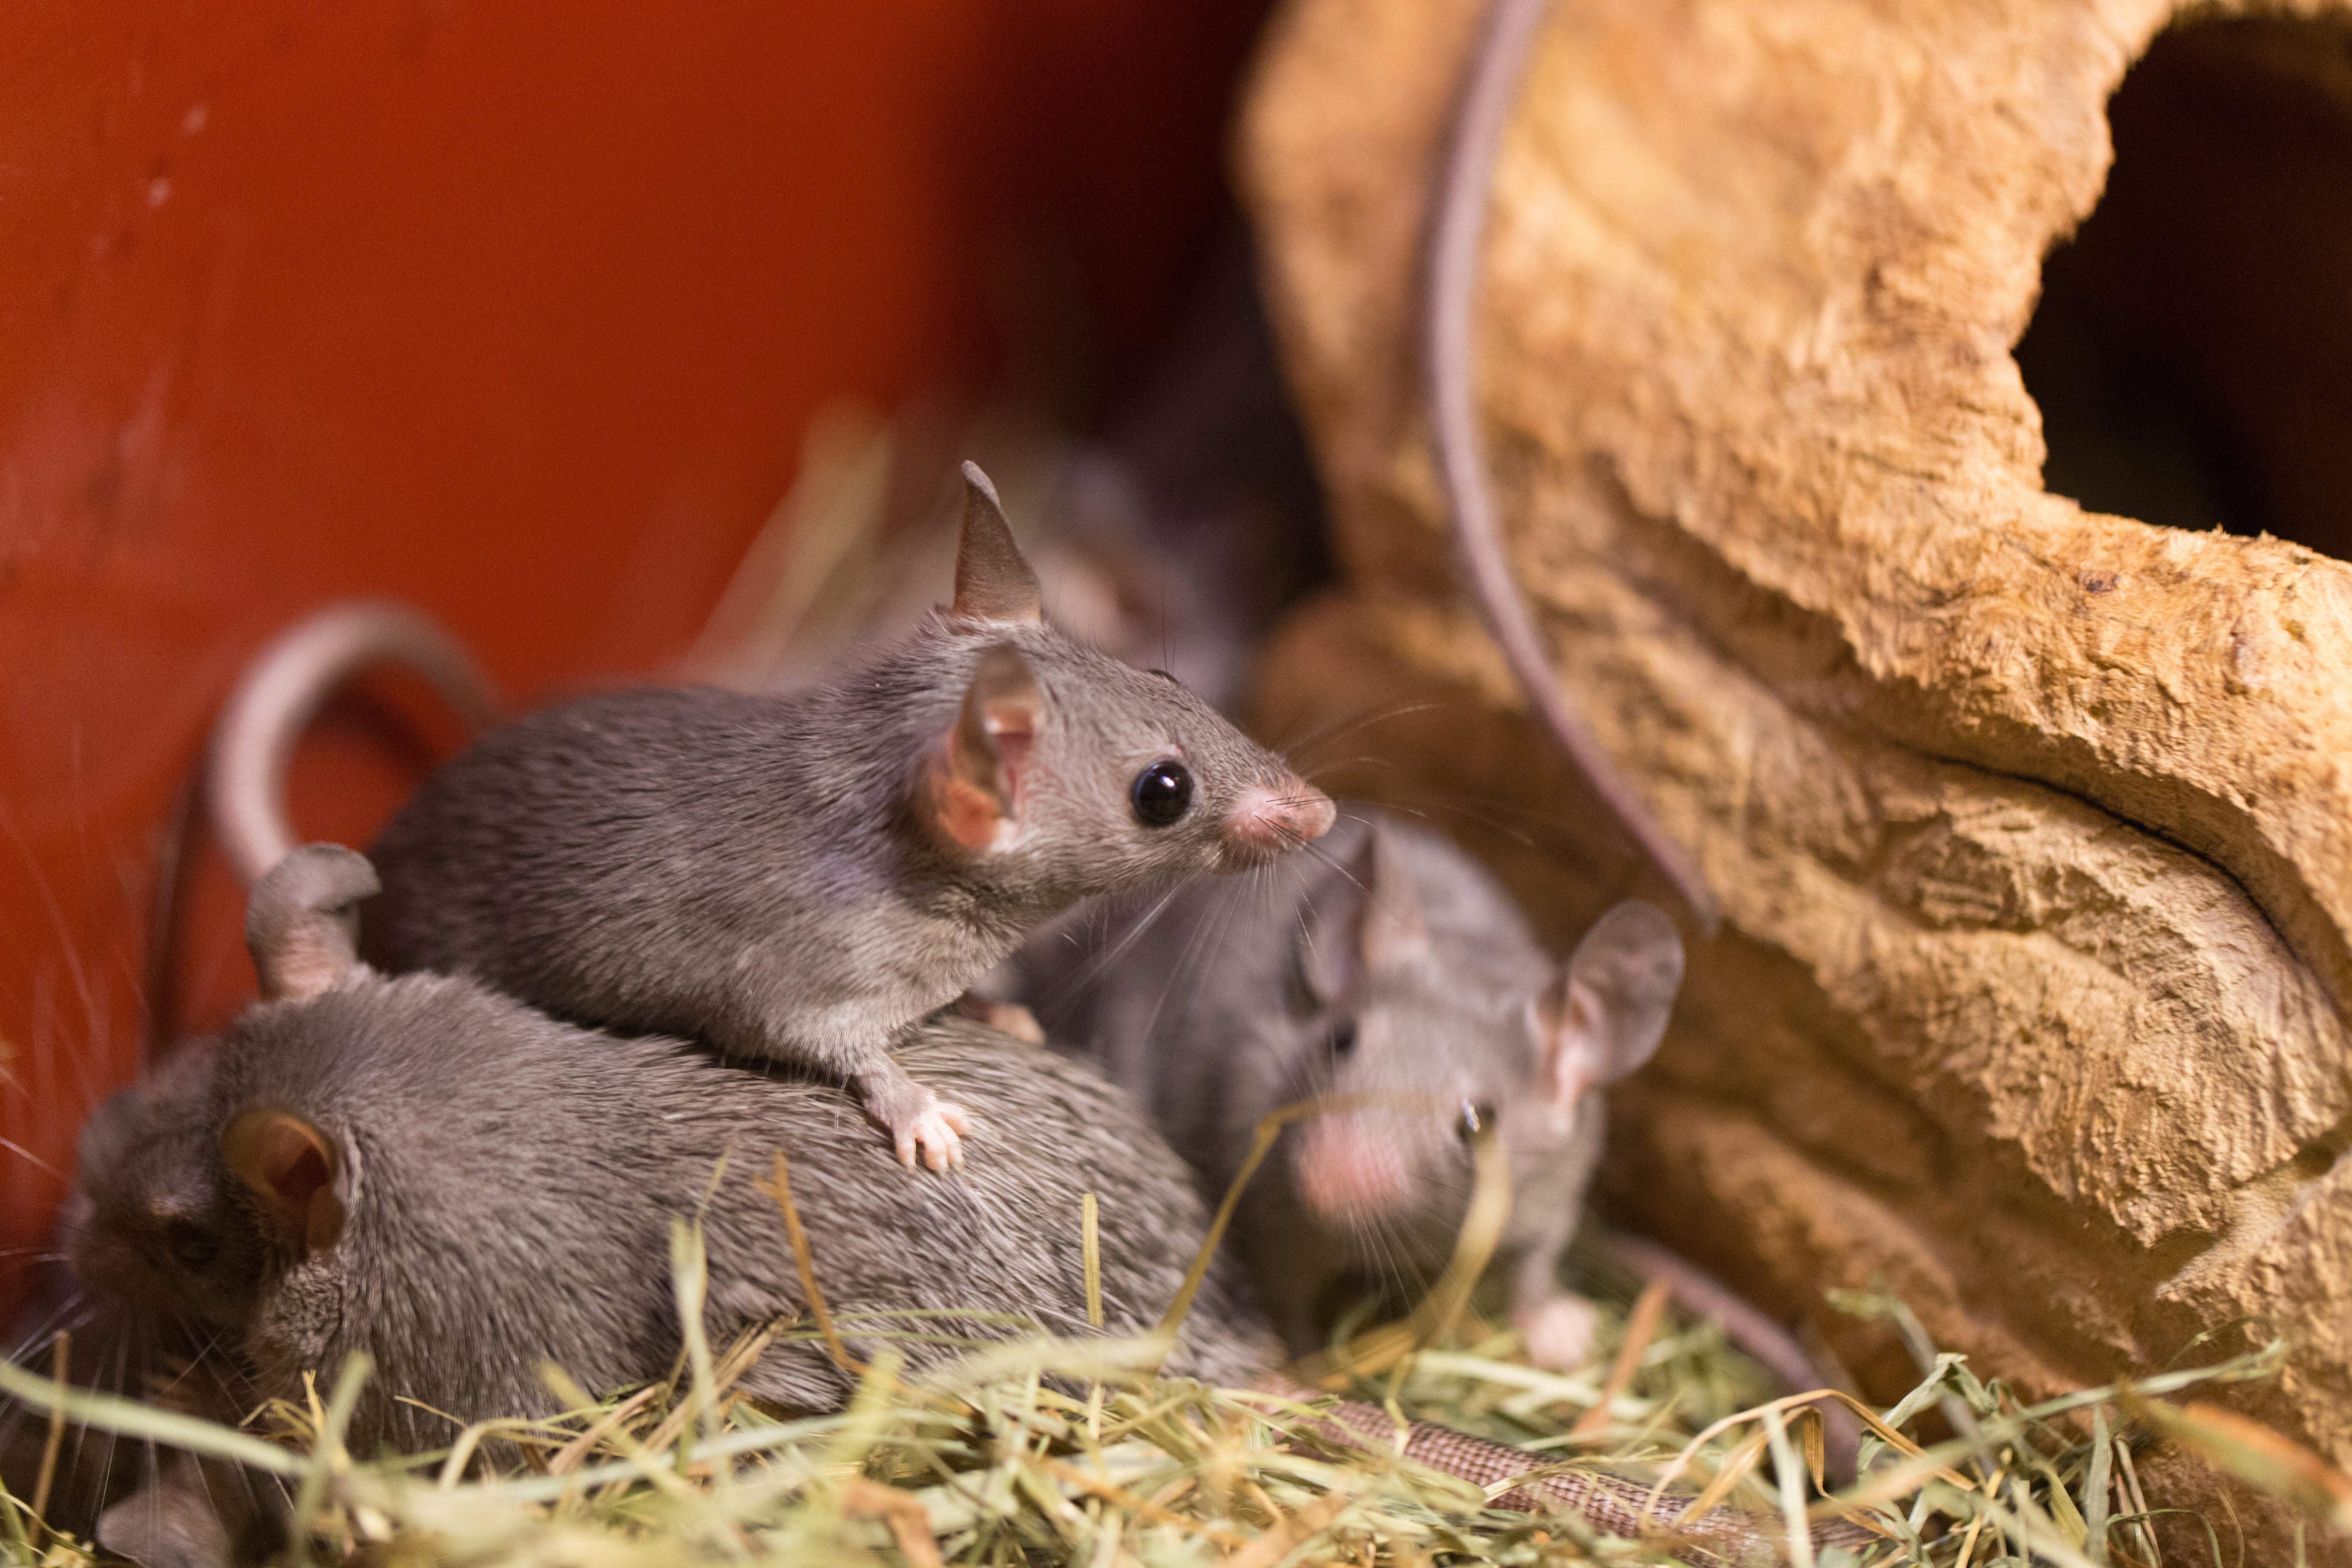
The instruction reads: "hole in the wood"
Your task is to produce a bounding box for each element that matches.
[2015,14,2352,558]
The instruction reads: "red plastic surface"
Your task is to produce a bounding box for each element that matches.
[0,1,1265,1306]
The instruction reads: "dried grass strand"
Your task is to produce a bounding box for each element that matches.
[27,1331,65,1547]
[1570,1277,1669,1440]
[759,1150,863,1379]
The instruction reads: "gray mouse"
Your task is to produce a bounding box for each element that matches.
[72,845,1279,1462]
[990,808,1681,1368]
[68,847,1867,1565]
[355,463,1334,1171]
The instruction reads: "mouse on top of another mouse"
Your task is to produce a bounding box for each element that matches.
[352,463,1334,1174]
[70,844,1281,1464]
[991,807,1681,1369]
[68,847,1866,1564]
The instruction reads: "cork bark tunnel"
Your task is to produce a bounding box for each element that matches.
[1240,0,2352,1555]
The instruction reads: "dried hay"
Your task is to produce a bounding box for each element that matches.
[0,1204,2328,1567]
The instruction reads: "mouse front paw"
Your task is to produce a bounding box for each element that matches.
[1516,1293,1601,1371]
[863,1076,971,1173]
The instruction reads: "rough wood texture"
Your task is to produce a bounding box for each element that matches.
[1240,0,2352,1553]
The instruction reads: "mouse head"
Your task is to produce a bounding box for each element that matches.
[64,1040,267,1331]
[916,462,1334,890]
[1280,827,1522,1268]
[68,845,382,1329]
[1282,830,1684,1280]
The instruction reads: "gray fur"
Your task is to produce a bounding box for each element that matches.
[8,1187,287,1568]
[64,1039,264,1335]
[70,949,1276,1459]
[364,558,1329,1161]
[992,809,1681,1359]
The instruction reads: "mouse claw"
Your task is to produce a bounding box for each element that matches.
[903,1102,967,1172]
[867,1075,970,1173]
[883,1097,969,1172]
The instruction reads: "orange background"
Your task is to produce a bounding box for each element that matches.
[0,1,1269,1308]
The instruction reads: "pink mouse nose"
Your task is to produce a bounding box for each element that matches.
[1221,779,1336,857]
[1296,1117,1408,1222]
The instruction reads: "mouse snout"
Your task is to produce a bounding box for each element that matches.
[68,1233,144,1299]
[1219,778,1336,863]
[1295,1116,1410,1223]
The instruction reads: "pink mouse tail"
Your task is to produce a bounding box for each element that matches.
[209,601,495,885]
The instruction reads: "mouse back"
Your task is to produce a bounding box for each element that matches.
[700,1018,1283,1409]
[215,987,1277,1448]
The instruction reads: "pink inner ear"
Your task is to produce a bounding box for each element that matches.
[265,1136,331,1215]
[224,1111,344,1250]
[982,700,1035,806]
[1540,982,1604,1116]
[935,644,1041,842]
[924,752,1006,851]
[261,928,350,1002]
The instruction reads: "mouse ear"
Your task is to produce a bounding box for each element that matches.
[949,461,1043,624]
[247,844,378,1002]
[220,1107,347,1253]
[1359,830,1428,971]
[1532,901,1684,1124]
[1302,826,1426,1001]
[920,643,1042,851]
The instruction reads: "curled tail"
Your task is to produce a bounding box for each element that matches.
[209,600,494,885]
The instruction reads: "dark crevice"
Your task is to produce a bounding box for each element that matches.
[2018,13,2352,558]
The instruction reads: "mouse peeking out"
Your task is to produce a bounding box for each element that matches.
[356,463,1334,1171]
[991,810,1681,1368]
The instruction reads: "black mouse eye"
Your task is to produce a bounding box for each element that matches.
[1456,1100,1497,1145]
[1326,1020,1359,1060]
[1130,759,1194,827]
[164,1220,217,1271]
[1148,668,1180,683]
